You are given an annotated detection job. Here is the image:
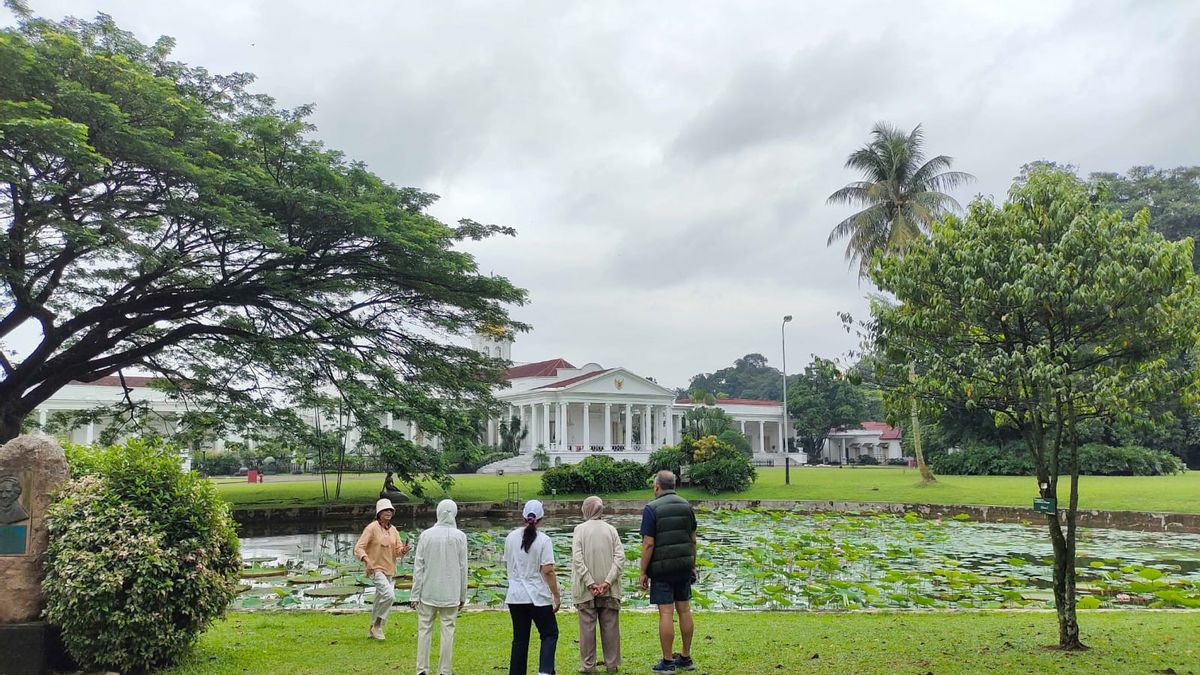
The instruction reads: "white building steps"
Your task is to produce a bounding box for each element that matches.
[476,453,535,474]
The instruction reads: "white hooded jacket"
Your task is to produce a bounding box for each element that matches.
[411,499,469,607]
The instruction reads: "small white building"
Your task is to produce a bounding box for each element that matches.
[822,421,902,464]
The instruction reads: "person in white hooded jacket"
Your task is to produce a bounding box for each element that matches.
[410,499,468,675]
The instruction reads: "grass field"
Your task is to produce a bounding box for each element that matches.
[166,609,1200,674]
[215,466,1200,513]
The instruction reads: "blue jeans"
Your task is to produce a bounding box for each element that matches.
[508,603,558,674]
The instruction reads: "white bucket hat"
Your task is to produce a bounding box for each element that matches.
[522,499,545,521]
[375,498,395,516]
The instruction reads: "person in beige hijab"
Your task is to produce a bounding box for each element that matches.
[571,496,624,674]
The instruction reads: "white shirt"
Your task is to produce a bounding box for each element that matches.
[411,522,469,607]
[503,528,555,606]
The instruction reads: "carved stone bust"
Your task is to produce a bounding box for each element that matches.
[0,475,29,525]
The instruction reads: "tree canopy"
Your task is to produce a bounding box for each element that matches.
[0,13,525,489]
[871,168,1200,648]
[786,356,878,460]
[687,353,784,401]
[827,122,973,277]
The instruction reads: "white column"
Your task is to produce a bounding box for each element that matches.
[778,421,786,453]
[559,402,567,449]
[86,421,95,444]
[667,407,675,446]
[529,404,539,451]
[38,408,47,429]
[541,402,551,451]
[758,421,765,454]
[642,405,651,451]
[625,404,633,450]
[583,403,591,451]
[740,419,746,434]
[604,403,612,451]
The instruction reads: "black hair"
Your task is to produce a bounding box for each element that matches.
[520,516,538,553]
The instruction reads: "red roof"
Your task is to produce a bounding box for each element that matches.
[71,375,161,388]
[859,421,902,440]
[505,358,575,380]
[534,368,613,390]
[675,397,781,406]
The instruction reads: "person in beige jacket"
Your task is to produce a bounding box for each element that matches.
[571,496,624,674]
[354,498,410,640]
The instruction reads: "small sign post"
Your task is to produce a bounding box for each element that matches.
[1033,497,1057,515]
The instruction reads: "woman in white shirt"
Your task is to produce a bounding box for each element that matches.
[504,499,561,675]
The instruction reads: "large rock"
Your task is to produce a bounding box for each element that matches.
[0,435,69,624]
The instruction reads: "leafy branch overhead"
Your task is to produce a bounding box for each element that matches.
[0,14,526,482]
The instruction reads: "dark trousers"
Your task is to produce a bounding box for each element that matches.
[508,603,558,674]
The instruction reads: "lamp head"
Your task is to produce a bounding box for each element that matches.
[783,315,793,323]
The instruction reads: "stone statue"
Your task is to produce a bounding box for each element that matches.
[0,476,29,525]
[379,471,408,503]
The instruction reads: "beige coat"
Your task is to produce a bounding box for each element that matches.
[354,520,405,577]
[570,518,624,605]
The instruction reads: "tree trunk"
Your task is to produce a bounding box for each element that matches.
[0,403,28,444]
[1046,513,1087,650]
[907,362,935,483]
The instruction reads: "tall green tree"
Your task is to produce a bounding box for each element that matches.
[688,353,783,401]
[828,122,973,483]
[871,168,1200,649]
[826,122,974,275]
[0,14,525,492]
[786,356,874,461]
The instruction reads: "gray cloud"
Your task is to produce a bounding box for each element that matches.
[10,0,1200,388]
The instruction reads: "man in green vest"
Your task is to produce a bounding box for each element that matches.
[639,470,698,673]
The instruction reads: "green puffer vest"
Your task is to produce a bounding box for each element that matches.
[647,490,695,579]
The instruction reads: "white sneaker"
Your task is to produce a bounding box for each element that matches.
[368,625,385,640]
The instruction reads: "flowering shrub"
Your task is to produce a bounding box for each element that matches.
[44,439,240,672]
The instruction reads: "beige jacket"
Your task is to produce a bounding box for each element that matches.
[570,519,624,604]
[354,520,405,577]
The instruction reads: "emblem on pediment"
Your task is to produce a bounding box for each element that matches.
[613,378,624,390]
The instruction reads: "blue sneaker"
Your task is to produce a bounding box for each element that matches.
[673,654,695,671]
[651,658,676,672]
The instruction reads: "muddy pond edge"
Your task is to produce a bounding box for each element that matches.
[230,499,1200,535]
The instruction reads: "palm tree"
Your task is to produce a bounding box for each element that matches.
[828,122,973,484]
[827,122,974,277]
[498,415,528,456]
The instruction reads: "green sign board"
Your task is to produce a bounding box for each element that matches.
[1032,498,1057,515]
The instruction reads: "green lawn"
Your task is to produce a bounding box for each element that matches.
[216,466,1200,513]
[166,610,1200,675]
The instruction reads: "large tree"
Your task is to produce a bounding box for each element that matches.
[871,168,1200,649]
[0,13,525,490]
[786,356,875,461]
[688,353,784,401]
[827,122,973,483]
[826,122,973,276]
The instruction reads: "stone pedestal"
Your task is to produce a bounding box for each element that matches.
[0,435,71,673]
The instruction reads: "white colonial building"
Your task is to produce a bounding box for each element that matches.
[474,333,799,470]
[31,375,188,445]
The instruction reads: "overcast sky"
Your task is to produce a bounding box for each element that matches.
[9,1,1200,389]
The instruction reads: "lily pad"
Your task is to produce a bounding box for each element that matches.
[303,586,362,598]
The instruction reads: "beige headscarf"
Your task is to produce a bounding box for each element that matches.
[581,495,604,520]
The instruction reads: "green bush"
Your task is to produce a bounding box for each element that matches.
[716,429,753,458]
[539,455,649,495]
[647,446,689,476]
[855,454,880,465]
[690,445,757,493]
[930,443,1184,476]
[191,451,243,476]
[885,457,909,466]
[1077,443,1185,476]
[46,439,241,672]
[540,464,582,494]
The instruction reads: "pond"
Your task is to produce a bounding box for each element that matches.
[236,508,1200,611]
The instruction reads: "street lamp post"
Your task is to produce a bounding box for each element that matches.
[782,314,793,485]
